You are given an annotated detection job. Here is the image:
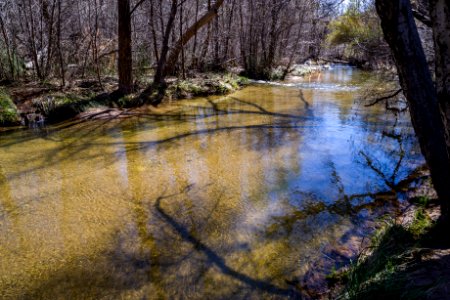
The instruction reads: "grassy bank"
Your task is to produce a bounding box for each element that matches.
[329,179,450,299]
[1,73,248,126]
[165,74,249,100]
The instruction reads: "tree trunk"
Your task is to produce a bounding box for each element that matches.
[153,0,178,87]
[223,0,236,62]
[118,0,133,94]
[375,0,450,218]
[57,0,65,87]
[429,0,450,155]
[149,1,159,62]
[142,0,225,104]
[0,15,14,79]
[191,0,200,68]
[163,0,225,79]
[179,0,186,79]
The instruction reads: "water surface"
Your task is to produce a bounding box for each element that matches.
[0,66,424,299]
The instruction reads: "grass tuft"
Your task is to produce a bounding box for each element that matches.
[0,88,20,125]
[341,209,434,300]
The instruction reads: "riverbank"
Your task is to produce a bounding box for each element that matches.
[326,170,450,299]
[0,73,249,127]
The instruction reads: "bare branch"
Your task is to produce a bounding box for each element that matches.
[365,89,403,107]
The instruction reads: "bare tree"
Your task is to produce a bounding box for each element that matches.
[141,0,225,104]
[0,0,330,88]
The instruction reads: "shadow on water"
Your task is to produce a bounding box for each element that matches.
[154,191,301,298]
[13,186,303,299]
[359,129,407,190]
[266,122,419,225]
[0,95,313,181]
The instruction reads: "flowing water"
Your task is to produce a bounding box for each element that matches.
[0,66,424,299]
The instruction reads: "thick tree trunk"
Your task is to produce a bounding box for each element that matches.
[375,0,450,217]
[118,0,133,94]
[429,0,450,155]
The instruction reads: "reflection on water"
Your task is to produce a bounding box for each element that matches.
[0,66,423,299]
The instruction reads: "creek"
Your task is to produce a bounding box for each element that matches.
[0,66,424,299]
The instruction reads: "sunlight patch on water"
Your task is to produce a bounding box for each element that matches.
[251,80,360,92]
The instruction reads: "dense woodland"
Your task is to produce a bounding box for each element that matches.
[0,0,338,87]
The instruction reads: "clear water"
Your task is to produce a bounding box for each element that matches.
[0,66,423,299]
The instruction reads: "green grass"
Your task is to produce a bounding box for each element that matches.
[28,73,249,123]
[166,74,247,100]
[339,209,435,300]
[409,196,431,208]
[0,89,20,125]
[32,93,113,123]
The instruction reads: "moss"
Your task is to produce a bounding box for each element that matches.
[205,80,233,94]
[0,89,20,125]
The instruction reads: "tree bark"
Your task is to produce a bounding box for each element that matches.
[149,1,159,62]
[375,0,450,217]
[429,0,450,156]
[118,0,133,94]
